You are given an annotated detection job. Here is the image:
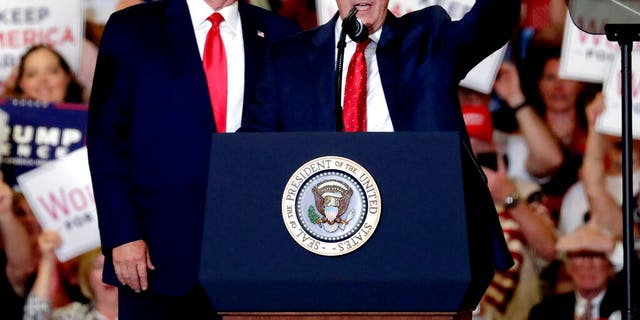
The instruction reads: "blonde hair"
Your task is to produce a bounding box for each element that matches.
[77,248,102,300]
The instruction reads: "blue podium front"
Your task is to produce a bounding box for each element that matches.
[199,132,511,312]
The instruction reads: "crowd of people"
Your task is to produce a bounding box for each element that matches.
[0,0,638,319]
[458,0,640,318]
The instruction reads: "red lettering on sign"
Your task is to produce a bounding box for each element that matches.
[616,72,640,98]
[0,27,76,49]
[36,185,94,221]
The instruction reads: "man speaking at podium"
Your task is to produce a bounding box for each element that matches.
[241,0,521,136]
[240,0,520,281]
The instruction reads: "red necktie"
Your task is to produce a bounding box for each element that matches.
[203,13,227,133]
[343,39,370,132]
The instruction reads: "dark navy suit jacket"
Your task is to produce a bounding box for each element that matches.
[241,0,520,270]
[529,285,623,320]
[87,0,298,296]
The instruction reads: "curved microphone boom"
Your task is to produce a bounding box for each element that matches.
[342,7,369,43]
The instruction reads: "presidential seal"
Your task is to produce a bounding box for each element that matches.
[282,156,381,256]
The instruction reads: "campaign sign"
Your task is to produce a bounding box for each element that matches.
[0,99,88,188]
[560,12,640,83]
[17,147,99,262]
[598,51,640,139]
[315,0,507,94]
[0,0,84,90]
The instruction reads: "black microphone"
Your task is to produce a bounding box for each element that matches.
[335,6,369,131]
[342,7,369,43]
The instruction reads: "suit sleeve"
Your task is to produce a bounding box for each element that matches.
[86,12,143,252]
[440,0,521,80]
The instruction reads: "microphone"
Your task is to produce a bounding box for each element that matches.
[335,6,369,130]
[342,7,369,43]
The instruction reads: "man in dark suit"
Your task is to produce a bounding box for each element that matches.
[529,225,625,320]
[241,0,520,135]
[240,0,520,272]
[86,0,298,318]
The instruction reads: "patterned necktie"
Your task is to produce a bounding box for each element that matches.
[203,13,227,133]
[582,299,593,320]
[343,39,370,132]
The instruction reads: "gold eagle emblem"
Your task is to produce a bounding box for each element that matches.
[311,180,353,225]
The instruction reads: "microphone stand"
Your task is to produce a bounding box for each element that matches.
[335,7,365,131]
[605,24,640,320]
[335,23,349,131]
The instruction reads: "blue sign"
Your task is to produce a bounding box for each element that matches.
[0,98,88,187]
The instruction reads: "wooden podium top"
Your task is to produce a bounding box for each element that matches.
[221,311,472,320]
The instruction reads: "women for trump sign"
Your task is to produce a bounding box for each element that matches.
[17,147,99,262]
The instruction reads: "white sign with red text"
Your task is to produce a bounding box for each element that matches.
[17,147,99,262]
[0,0,84,87]
[315,0,507,94]
[560,12,640,83]
[598,51,640,139]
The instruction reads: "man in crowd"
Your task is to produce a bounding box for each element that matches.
[529,225,624,320]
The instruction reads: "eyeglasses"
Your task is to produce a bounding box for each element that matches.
[567,251,608,260]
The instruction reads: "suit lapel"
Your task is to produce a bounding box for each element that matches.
[600,283,623,317]
[377,12,402,130]
[165,0,214,130]
[310,17,338,129]
[238,3,269,104]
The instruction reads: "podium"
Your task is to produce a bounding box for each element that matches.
[200,132,511,319]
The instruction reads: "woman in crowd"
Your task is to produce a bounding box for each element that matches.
[493,61,564,186]
[504,45,597,220]
[23,230,117,320]
[2,45,85,104]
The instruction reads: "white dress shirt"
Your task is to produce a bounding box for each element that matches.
[334,22,393,132]
[187,0,245,132]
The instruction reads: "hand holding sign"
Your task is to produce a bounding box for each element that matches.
[37,229,62,261]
